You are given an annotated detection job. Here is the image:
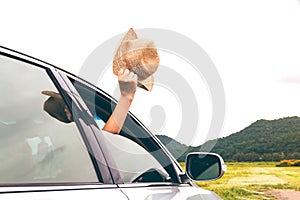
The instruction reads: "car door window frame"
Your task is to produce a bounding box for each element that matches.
[0,45,185,186]
[67,76,184,185]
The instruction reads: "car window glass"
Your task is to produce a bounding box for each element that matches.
[0,55,98,184]
[102,131,169,183]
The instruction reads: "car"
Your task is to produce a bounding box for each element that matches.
[0,46,226,199]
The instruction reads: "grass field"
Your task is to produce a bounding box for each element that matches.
[180,162,300,200]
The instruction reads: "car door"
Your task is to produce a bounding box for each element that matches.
[99,130,222,200]
[0,48,128,200]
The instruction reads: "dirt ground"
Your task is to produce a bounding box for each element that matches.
[266,190,300,200]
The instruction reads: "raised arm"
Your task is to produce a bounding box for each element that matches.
[102,69,137,134]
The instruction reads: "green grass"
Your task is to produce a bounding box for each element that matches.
[180,162,300,200]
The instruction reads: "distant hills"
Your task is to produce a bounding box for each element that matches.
[157,116,300,162]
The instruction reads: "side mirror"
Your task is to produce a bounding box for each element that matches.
[185,152,226,181]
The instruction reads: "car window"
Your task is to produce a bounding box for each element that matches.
[0,55,98,184]
[102,131,170,183]
[71,80,175,183]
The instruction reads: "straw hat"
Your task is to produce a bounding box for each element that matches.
[113,28,160,91]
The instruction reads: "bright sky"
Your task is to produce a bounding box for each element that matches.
[1,1,300,146]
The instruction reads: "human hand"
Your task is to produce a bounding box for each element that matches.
[118,69,138,101]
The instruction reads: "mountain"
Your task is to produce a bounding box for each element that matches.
[157,116,300,162]
[156,135,190,161]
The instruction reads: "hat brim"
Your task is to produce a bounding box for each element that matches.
[138,75,154,91]
[41,90,62,99]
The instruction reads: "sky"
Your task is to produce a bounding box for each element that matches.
[1,1,300,146]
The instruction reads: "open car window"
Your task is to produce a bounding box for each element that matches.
[70,78,179,183]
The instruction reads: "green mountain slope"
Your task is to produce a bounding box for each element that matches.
[156,135,189,160]
[157,116,300,162]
